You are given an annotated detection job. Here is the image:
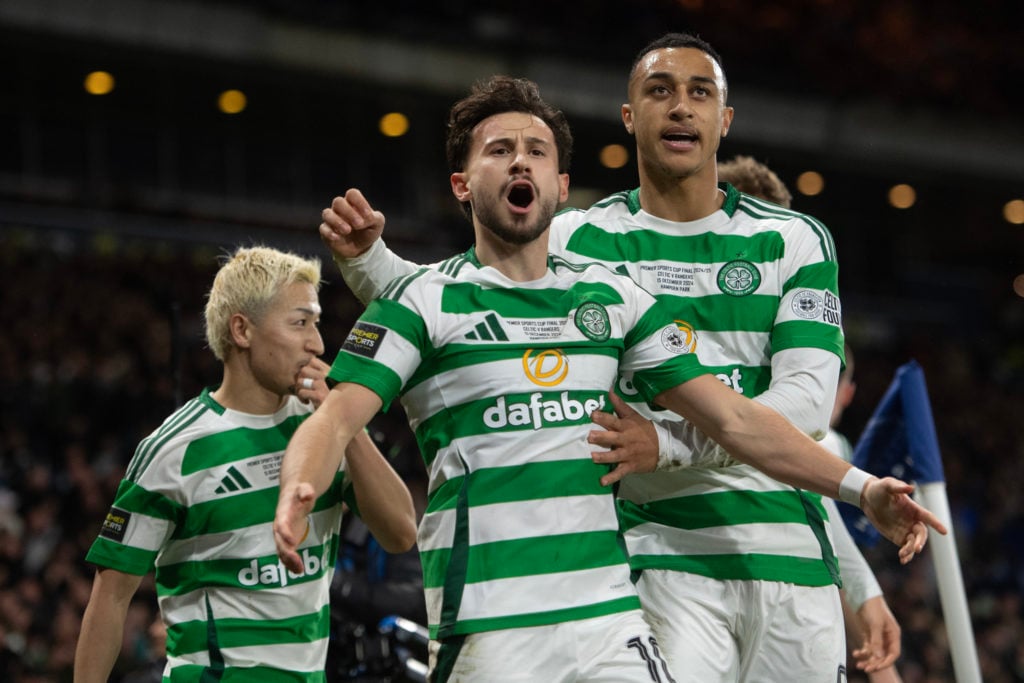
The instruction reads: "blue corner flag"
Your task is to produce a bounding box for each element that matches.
[838,360,946,546]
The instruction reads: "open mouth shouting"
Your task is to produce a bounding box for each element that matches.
[505,180,536,214]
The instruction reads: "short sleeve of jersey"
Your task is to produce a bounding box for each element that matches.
[86,470,183,575]
[329,273,433,410]
[617,275,707,402]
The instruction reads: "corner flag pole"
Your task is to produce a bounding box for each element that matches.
[915,482,979,682]
[851,361,981,682]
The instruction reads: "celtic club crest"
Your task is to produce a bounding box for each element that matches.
[574,302,611,342]
[716,260,761,296]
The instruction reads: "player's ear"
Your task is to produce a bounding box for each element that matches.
[229,313,252,349]
[451,172,471,202]
[622,104,635,136]
[721,106,734,138]
[558,173,570,203]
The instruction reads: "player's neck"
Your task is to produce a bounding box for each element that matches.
[212,361,286,415]
[474,226,551,282]
[638,167,724,223]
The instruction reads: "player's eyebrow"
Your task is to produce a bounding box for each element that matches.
[644,71,719,90]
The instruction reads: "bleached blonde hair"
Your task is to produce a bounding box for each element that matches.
[204,245,321,361]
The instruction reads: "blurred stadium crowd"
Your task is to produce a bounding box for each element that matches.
[0,223,1021,682]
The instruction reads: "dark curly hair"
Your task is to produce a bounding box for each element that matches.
[445,75,573,176]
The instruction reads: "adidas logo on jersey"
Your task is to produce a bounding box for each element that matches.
[464,312,509,341]
[237,548,328,587]
[215,465,252,494]
[483,392,606,430]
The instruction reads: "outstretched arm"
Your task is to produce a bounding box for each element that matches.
[74,567,145,683]
[589,375,836,486]
[637,375,945,561]
[597,348,839,471]
[321,189,422,304]
[274,382,384,572]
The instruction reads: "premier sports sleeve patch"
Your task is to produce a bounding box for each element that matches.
[342,322,389,359]
[99,507,132,542]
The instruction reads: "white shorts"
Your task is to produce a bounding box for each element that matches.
[637,570,845,682]
[428,609,676,682]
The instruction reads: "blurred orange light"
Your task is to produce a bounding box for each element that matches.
[1003,199,1024,225]
[796,171,824,196]
[1014,274,1024,298]
[84,71,115,95]
[888,183,916,209]
[599,144,629,169]
[379,112,410,137]
[218,90,247,114]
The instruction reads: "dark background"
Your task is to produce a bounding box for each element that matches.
[0,1,1022,681]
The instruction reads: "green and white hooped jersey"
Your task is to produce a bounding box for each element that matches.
[86,390,349,682]
[328,249,706,639]
[549,184,845,587]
